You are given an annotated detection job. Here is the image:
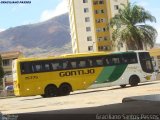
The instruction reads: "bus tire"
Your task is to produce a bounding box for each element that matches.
[59,83,72,96]
[44,85,58,97]
[129,75,140,87]
[120,85,126,88]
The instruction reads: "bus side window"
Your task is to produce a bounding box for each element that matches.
[20,63,26,74]
[105,57,110,65]
[79,60,87,68]
[51,63,61,70]
[122,57,128,63]
[62,61,71,70]
[122,53,137,64]
[33,63,42,72]
[45,64,50,71]
[71,61,77,69]
[20,62,31,74]
[110,55,121,65]
[112,58,120,64]
[43,62,51,71]
[129,54,137,63]
[95,57,105,66]
[88,59,93,67]
[91,57,97,67]
[96,59,104,66]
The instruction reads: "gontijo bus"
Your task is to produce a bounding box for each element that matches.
[12,51,155,97]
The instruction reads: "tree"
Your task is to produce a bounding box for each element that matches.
[109,3,158,50]
[0,55,4,85]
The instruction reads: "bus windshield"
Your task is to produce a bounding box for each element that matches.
[139,52,154,73]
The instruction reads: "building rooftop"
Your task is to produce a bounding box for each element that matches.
[149,48,160,56]
[0,51,22,59]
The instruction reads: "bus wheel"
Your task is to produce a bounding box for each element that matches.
[44,85,58,97]
[59,83,72,96]
[129,75,140,87]
[120,85,126,88]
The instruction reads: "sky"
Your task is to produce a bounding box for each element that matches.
[0,0,160,43]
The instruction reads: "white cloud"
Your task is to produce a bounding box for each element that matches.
[40,0,68,21]
[0,28,5,32]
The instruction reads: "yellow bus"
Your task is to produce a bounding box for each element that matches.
[12,51,155,97]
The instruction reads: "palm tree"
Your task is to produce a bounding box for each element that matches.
[109,3,158,50]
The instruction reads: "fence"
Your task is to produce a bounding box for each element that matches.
[0,90,14,97]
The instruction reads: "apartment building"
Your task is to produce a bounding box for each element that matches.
[0,51,23,74]
[68,0,128,53]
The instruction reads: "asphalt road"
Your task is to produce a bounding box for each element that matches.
[1,81,160,120]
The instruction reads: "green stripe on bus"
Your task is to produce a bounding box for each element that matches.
[107,64,128,82]
[95,66,116,84]
[95,64,128,84]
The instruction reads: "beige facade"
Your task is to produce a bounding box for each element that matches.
[0,51,23,74]
[68,0,128,53]
[149,48,160,70]
[149,48,160,80]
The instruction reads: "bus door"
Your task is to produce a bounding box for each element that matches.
[139,52,154,73]
[139,52,154,80]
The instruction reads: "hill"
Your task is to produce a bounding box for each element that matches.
[0,13,72,56]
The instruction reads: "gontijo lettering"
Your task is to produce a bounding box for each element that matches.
[59,69,95,77]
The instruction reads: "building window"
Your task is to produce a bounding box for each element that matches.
[3,59,10,66]
[96,18,106,23]
[95,10,98,14]
[96,19,100,23]
[85,17,90,22]
[98,37,103,41]
[86,27,91,32]
[98,46,111,51]
[84,8,89,13]
[88,46,93,51]
[101,9,104,13]
[101,18,106,23]
[83,0,88,3]
[104,36,108,40]
[96,27,107,32]
[96,28,101,32]
[93,1,98,5]
[103,27,107,32]
[93,0,104,5]
[97,36,108,41]
[99,0,104,4]
[87,36,92,41]
[95,9,105,14]
[114,5,119,10]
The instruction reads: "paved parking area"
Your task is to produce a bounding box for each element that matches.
[1,80,160,114]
